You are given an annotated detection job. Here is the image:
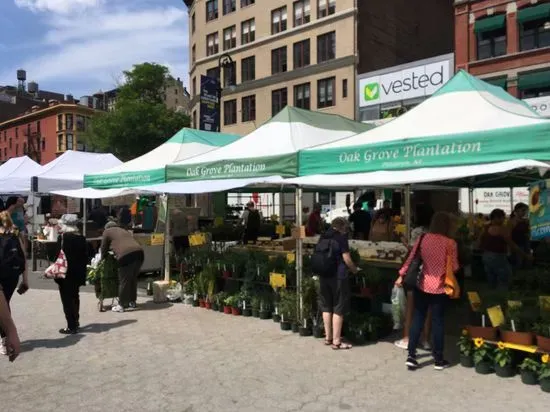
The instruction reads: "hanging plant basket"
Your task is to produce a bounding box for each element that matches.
[520,370,538,385]
[540,378,550,393]
[460,354,474,368]
[494,364,516,378]
[475,361,494,375]
[500,330,534,346]
[280,321,292,331]
[467,326,497,341]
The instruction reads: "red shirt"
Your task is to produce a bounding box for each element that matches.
[306,211,321,236]
[399,233,459,294]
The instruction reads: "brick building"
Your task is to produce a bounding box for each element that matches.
[0,101,95,165]
[455,0,550,116]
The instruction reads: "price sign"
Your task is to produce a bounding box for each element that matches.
[507,300,522,309]
[286,253,295,264]
[487,305,505,327]
[276,225,286,236]
[269,272,286,289]
[150,233,165,246]
[540,296,550,312]
[467,292,481,312]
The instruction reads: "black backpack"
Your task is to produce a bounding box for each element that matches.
[311,231,340,278]
[0,234,25,279]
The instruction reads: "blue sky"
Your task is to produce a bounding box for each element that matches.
[0,0,189,97]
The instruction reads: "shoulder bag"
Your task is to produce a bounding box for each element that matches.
[403,233,425,289]
[44,234,68,279]
[444,239,461,299]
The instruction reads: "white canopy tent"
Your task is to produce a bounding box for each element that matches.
[0,156,44,194]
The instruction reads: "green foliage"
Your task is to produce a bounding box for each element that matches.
[301,276,318,321]
[519,357,541,373]
[494,346,513,367]
[224,294,240,308]
[540,360,550,380]
[85,63,190,161]
[473,342,495,365]
[456,331,474,356]
[533,320,550,338]
[279,289,297,322]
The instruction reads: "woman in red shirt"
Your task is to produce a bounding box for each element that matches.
[396,212,459,371]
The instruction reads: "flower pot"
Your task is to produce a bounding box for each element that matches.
[520,370,538,385]
[500,330,534,346]
[242,308,252,317]
[540,378,550,393]
[211,303,219,311]
[291,323,300,333]
[495,364,516,378]
[536,335,550,352]
[459,354,474,368]
[199,299,206,308]
[272,314,281,323]
[280,321,292,331]
[260,310,271,319]
[467,325,497,341]
[192,300,200,307]
[299,326,312,337]
[223,306,232,314]
[231,307,241,316]
[252,309,260,318]
[313,327,324,339]
[218,304,225,313]
[204,301,212,310]
[475,361,494,375]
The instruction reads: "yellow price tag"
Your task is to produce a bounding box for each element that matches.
[150,233,165,246]
[508,300,522,309]
[188,234,196,246]
[540,296,550,312]
[269,272,286,289]
[214,216,224,227]
[467,292,482,312]
[286,253,295,264]
[487,305,505,327]
[198,233,207,245]
[394,224,406,235]
[276,225,286,235]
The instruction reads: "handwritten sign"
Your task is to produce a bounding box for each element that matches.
[467,292,481,312]
[269,272,286,289]
[487,305,505,327]
[150,233,165,246]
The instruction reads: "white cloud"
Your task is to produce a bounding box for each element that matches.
[15,0,103,14]
[3,1,189,95]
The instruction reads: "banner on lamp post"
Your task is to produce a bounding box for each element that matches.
[199,75,220,132]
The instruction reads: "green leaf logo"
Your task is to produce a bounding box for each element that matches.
[364,82,380,101]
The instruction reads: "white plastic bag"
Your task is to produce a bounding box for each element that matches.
[391,286,406,330]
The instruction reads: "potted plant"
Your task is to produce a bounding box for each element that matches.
[533,319,550,352]
[473,338,495,375]
[457,329,474,368]
[216,292,227,313]
[226,295,241,316]
[494,342,515,378]
[299,276,317,337]
[540,354,550,393]
[466,311,498,341]
[240,289,252,317]
[259,297,272,320]
[280,289,296,331]
[500,306,535,346]
[251,295,261,318]
[519,357,540,385]
[223,295,234,315]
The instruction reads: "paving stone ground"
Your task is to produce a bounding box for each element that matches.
[0,277,548,412]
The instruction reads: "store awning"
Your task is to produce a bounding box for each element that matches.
[517,3,550,24]
[518,69,550,90]
[474,14,506,33]
[484,77,507,89]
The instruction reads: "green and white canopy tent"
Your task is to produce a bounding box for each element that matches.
[82,128,241,192]
[164,106,372,189]
[288,70,550,188]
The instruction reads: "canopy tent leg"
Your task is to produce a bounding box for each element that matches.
[164,194,171,282]
[82,199,87,237]
[295,186,303,323]
[30,192,37,272]
[279,191,284,222]
[468,188,474,215]
[404,185,412,244]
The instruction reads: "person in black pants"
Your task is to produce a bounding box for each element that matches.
[55,215,88,334]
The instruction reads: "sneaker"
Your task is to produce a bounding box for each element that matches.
[0,337,6,355]
[128,302,137,310]
[394,339,409,350]
[434,360,450,370]
[406,356,419,369]
[111,305,124,313]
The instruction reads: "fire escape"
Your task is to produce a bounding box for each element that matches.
[23,123,42,164]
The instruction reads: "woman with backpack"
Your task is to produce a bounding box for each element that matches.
[0,208,28,356]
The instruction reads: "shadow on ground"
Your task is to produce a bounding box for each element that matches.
[135,301,174,311]
[21,334,84,352]
[79,319,137,334]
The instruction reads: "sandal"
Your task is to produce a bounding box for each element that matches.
[324,339,333,346]
[332,342,352,350]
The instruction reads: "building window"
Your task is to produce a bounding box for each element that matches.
[192,111,197,129]
[206,0,218,21]
[518,69,550,98]
[15,144,18,156]
[318,0,335,18]
[192,77,196,96]
[242,95,256,122]
[294,0,311,27]
[271,46,287,75]
[192,13,195,33]
[57,114,63,131]
[241,19,255,44]
[317,31,336,63]
[272,7,288,34]
[66,134,74,150]
[23,142,27,154]
[224,99,237,125]
[294,83,311,110]
[342,79,348,98]
[223,61,236,88]
[57,134,64,151]
[223,26,237,50]
[3,131,5,141]
[192,45,196,63]
[293,39,310,69]
[519,18,550,51]
[206,67,220,82]
[66,114,74,131]
[9,138,12,149]
[318,77,335,108]
[76,115,85,131]
[15,127,18,138]
[36,120,41,134]
[241,0,254,6]
[3,148,6,158]
[41,138,46,151]
[206,32,219,56]
[272,88,288,116]
[474,15,506,60]
[223,0,236,15]
[241,56,256,82]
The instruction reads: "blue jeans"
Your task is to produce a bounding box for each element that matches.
[408,289,446,362]
[482,252,512,290]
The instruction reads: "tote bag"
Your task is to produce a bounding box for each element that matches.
[44,235,68,279]
[444,239,460,299]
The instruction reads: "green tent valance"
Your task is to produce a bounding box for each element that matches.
[517,3,550,24]
[518,69,550,90]
[474,14,506,33]
[484,77,507,89]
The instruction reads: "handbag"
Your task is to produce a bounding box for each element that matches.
[444,239,460,299]
[44,234,68,279]
[403,234,425,289]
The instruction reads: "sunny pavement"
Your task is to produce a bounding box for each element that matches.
[0,277,548,412]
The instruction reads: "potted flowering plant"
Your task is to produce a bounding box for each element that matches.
[519,357,540,385]
[223,295,236,315]
[473,338,495,375]
[494,342,515,378]
[457,329,474,368]
[540,354,550,393]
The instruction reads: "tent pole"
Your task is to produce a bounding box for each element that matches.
[404,185,411,244]
[82,199,87,237]
[510,187,514,215]
[279,191,284,222]
[468,188,474,215]
[295,186,303,323]
[164,194,171,282]
[30,192,36,272]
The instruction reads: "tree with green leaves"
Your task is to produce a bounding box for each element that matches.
[85,63,190,161]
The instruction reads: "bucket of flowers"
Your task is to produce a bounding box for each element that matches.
[457,329,474,368]
[473,338,495,375]
[519,357,540,385]
[540,354,550,393]
[494,342,515,378]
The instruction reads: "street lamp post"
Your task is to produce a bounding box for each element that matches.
[216,53,234,132]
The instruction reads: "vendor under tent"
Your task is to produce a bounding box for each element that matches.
[0,156,44,194]
[83,128,240,189]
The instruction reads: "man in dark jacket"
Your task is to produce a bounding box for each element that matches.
[101,222,144,312]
